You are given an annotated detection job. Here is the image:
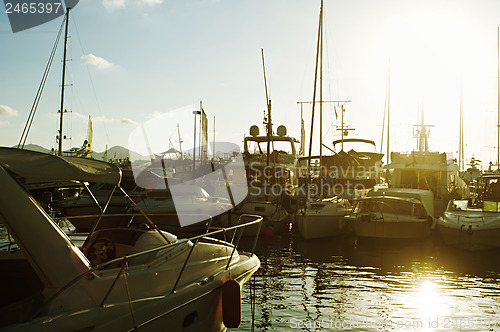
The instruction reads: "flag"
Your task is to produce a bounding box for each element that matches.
[86,116,93,158]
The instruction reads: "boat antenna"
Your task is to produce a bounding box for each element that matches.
[57,7,71,156]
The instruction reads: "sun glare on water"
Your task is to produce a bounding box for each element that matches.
[410,279,450,331]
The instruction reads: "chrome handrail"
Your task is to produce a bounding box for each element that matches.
[456,215,485,224]
[31,214,263,322]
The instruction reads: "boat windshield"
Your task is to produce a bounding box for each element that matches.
[447,200,469,211]
[354,199,427,218]
[332,139,377,153]
[483,178,500,201]
[246,140,295,155]
[483,201,500,212]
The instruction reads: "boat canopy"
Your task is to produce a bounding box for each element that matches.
[332,138,376,148]
[0,147,121,185]
[368,188,434,218]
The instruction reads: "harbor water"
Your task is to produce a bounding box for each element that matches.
[237,230,500,331]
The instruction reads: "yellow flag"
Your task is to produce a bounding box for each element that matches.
[86,116,93,158]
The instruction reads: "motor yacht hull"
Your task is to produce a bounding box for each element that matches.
[437,215,500,251]
[349,214,431,239]
[296,213,347,240]
[230,201,289,237]
[2,245,260,332]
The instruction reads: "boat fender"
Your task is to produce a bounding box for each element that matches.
[222,279,241,328]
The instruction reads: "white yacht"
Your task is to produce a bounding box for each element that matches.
[436,175,500,251]
[346,189,434,239]
[0,148,261,331]
[296,196,352,240]
[385,121,468,217]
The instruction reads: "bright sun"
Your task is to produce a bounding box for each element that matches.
[380,14,496,157]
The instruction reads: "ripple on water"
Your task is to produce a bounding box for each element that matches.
[239,232,500,331]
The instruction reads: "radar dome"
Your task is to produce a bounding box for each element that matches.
[249,125,260,137]
[277,125,287,137]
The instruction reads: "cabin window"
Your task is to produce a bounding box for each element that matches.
[486,179,500,201]
[449,200,468,211]
[246,140,295,155]
[483,201,500,212]
[400,170,418,189]
[373,199,413,216]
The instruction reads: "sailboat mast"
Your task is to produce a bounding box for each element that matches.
[386,60,390,165]
[57,8,70,156]
[459,80,464,170]
[307,1,323,191]
[177,123,183,158]
[199,101,203,161]
[300,103,305,156]
[497,26,499,170]
[319,0,323,169]
[340,105,345,151]
[213,116,215,160]
[261,48,272,168]
[420,103,425,152]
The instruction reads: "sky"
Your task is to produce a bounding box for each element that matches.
[1,0,500,169]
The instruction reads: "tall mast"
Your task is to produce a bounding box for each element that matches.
[340,104,344,151]
[497,26,499,170]
[192,108,201,179]
[414,101,433,153]
[319,0,323,169]
[386,59,390,165]
[213,116,215,160]
[199,101,203,161]
[300,103,305,156]
[459,79,464,170]
[261,48,272,168]
[177,123,183,158]
[307,1,323,190]
[420,103,425,152]
[57,8,70,156]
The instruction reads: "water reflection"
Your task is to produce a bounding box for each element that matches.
[239,231,500,331]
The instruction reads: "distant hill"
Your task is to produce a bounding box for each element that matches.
[11,144,50,153]
[6,144,147,161]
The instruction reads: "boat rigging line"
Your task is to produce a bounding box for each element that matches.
[57,8,71,155]
[18,17,66,150]
[71,13,112,147]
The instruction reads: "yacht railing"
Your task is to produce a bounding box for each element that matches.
[30,214,263,326]
[454,215,486,224]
